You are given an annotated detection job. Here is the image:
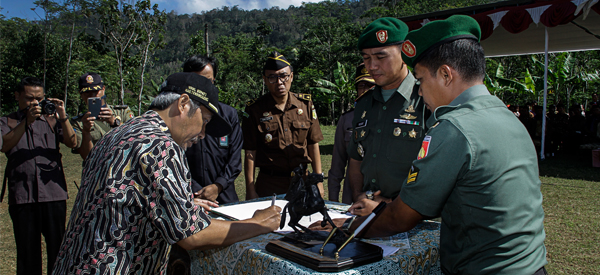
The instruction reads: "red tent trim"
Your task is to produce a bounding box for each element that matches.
[402,0,600,41]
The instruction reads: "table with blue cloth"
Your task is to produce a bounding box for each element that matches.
[189,197,441,275]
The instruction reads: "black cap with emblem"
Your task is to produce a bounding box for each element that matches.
[263,51,293,73]
[159,72,232,137]
[79,72,104,93]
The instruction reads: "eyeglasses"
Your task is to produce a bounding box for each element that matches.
[266,74,291,84]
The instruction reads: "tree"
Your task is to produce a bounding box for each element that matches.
[96,0,141,105]
[310,62,355,124]
[133,0,166,115]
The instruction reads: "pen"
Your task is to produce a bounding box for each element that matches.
[271,193,276,206]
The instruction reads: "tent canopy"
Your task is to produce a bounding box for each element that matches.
[399,0,600,57]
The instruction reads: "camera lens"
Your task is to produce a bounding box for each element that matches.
[39,99,56,115]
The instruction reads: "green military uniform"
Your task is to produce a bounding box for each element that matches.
[347,72,426,198]
[400,85,547,274]
[71,105,134,150]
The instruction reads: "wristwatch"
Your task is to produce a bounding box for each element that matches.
[366,190,374,200]
[112,118,121,127]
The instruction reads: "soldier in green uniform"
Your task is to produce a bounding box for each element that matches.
[71,73,134,160]
[337,15,547,274]
[242,52,324,200]
[347,17,428,203]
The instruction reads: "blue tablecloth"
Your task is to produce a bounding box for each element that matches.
[190,198,441,275]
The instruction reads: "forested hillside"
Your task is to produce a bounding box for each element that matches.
[1,0,599,125]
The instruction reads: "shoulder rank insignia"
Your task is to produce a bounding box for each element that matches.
[355,88,373,102]
[246,99,257,106]
[431,121,440,129]
[296,93,312,101]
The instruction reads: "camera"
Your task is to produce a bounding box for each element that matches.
[39,98,56,115]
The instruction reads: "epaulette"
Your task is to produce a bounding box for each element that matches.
[294,93,312,101]
[355,87,374,102]
[113,105,129,109]
[246,98,257,106]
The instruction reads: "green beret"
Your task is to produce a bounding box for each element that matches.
[401,15,481,68]
[357,17,408,50]
[263,51,292,72]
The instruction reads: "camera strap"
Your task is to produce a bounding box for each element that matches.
[44,115,57,134]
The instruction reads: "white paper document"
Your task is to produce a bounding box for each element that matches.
[211,200,354,233]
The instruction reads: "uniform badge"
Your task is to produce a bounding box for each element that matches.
[86,75,94,84]
[265,133,273,143]
[219,136,229,147]
[312,109,317,120]
[260,116,273,122]
[409,128,417,138]
[402,40,417,58]
[431,121,440,129]
[407,165,419,184]
[417,135,431,160]
[376,30,388,43]
[404,105,415,113]
[263,112,270,117]
[393,127,401,136]
[360,130,366,138]
[400,114,417,120]
[297,109,303,115]
[357,143,365,158]
[361,111,366,119]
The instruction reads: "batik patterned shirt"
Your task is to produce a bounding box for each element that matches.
[53,110,210,275]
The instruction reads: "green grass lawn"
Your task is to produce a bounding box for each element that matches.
[1,125,599,274]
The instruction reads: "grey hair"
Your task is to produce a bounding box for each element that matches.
[149,91,201,117]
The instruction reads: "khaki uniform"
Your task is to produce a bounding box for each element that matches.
[71,105,134,150]
[242,92,324,196]
[347,72,427,199]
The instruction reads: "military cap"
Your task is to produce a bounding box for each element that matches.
[354,63,375,84]
[357,17,409,50]
[401,15,481,68]
[263,51,293,72]
[79,72,104,93]
[160,72,232,137]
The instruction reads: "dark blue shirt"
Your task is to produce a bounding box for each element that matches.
[186,103,242,204]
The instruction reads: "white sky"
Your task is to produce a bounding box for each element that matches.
[154,0,325,14]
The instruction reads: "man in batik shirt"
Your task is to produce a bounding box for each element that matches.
[52,73,281,275]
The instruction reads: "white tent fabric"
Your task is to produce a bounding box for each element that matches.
[400,0,600,159]
[481,9,600,57]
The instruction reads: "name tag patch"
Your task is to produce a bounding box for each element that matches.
[355,120,368,128]
[260,116,273,122]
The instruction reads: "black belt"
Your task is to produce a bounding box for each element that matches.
[260,167,293,178]
[533,266,547,275]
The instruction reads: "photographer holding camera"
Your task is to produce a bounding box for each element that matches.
[0,76,77,275]
[71,72,134,160]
